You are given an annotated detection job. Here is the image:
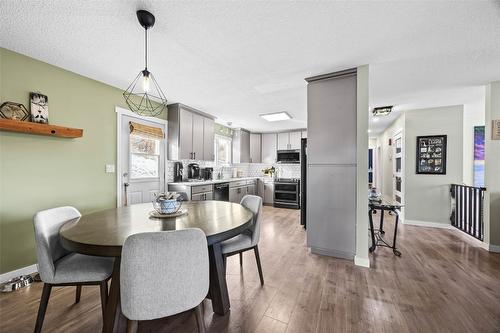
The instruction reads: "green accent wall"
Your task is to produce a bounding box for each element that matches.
[0,48,166,274]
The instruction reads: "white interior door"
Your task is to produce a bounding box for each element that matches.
[120,115,166,206]
[392,131,404,211]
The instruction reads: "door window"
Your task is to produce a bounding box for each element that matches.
[129,133,161,179]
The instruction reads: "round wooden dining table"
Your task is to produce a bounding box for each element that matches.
[59,200,253,333]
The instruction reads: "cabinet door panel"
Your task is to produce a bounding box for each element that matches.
[179,108,193,160]
[289,131,302,149]
[306,165,356,256]
[263,182,274,204]
[203,117,215,161]
[229,188,239,203]
[191,113,204,160]
[241,131,251,163]
[261,133,277,163]
[277,132,289,150]
[307,74,357,164]
[250,133,261,163]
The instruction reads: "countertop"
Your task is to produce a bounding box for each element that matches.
[168,176,273,187]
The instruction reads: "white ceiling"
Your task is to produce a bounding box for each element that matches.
[1,1,500,132]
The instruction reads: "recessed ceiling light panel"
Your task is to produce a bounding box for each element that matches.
[260,111,292,122]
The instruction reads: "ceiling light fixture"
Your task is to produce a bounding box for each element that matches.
[372,106,393,117]
[260,111,292,122]
[123,10,167,117]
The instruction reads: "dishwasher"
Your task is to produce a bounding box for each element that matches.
[214,182,229,201]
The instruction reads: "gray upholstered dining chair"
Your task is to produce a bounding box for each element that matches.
[33,206,114,333]
[221,195,264,285]
[120,229,209,333]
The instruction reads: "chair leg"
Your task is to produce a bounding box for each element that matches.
[75,285,82,304]
[126,319,138,333]
[239,252,243,267]
[99,280,108,320]
[34,283,52,333]
[253,246,264,286]
[194,303,206,333]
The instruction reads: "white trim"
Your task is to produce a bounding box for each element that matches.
[115,106,168,207]
[403,219,453,229]
[489,244,500,253]
[354,255,370,268]
[0,264,38,283]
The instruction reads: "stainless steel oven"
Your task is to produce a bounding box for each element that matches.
[274,178,300,209]
[277,150,300,164]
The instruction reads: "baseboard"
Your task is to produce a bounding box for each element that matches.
[354,255,370,268]
[0,264,38,283]
[310,246,355,260]
[403,219,453,229]
[489,244,500,253]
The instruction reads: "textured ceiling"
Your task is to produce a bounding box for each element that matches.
[1,1,500,132]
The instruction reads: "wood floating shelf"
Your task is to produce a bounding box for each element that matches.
[0,119,83,138]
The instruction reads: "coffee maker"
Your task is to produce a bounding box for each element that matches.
[187,163,200,180]
[173,162,183,182]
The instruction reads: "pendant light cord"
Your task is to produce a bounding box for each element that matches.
[144,28,148,70]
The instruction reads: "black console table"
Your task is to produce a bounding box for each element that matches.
[369,197,403,256]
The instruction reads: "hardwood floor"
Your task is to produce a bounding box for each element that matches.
[1,206,500,332]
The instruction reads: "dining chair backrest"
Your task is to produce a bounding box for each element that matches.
[33,206,82,283]
[120,229,209,321]
[240,195,263,247]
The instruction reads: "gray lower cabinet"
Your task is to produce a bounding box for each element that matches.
[263,181,274,205]
[192,191,213,201]
[229,186,245,203]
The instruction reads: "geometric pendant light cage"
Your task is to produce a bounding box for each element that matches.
[123,10,167,117]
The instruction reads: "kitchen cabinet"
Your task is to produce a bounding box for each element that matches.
[167,103,215,161]
[229,186,245,203]
[232,129,251,163]
[261,133,277,164]
[277,131,302,150]
[246,179,257,195]
[203,117,215,161]
[192,192,213,201]
[263,181,274,205]
[250,133,261,163]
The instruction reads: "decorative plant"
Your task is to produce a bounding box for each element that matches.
[262,166,275,177]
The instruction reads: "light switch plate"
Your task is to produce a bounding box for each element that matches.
[105,164,116,173]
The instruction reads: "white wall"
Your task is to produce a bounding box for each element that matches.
[404,105,463,225]
[484,81,500,247]
[463,94,486,185]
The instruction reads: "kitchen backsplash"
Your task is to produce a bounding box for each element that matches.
[166,160,300,183]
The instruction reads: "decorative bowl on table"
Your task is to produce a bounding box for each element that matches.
[152,192,183,215]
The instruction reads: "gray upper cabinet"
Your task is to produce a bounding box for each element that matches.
[250,133,261,163]
[277,131,302,150]
[289,131,302,149]
[277,132,289,150]
[232,129,251,163]
[167,103,216,161]
[203,117,215,161]
[307,74,357,164]
[261,133,277,163]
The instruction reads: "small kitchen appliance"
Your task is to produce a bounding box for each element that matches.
[202,167,214,180]
[173,162,183,182]
[187,163,200,180]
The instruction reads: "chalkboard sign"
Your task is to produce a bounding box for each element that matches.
[416,135,447,175]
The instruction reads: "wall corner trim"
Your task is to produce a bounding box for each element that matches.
[354,255,370,268]
[0,264,38,283]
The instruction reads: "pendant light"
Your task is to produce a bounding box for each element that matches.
[123,10,167,117]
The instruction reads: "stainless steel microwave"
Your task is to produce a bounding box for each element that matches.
[277,150,300,164]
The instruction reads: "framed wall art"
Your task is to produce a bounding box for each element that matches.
[416,135,447,175]
[30,92,49,124]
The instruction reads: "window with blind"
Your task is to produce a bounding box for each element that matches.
[129,122,164,179]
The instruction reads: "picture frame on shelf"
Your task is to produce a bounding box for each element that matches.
[0,102,30,121]
[416,135,447,175]
[30,92,49,124]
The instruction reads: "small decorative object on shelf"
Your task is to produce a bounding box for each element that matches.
[30,92,49,124]
[0,102,30,121]
[416,135,447,175]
